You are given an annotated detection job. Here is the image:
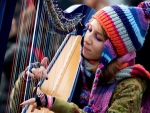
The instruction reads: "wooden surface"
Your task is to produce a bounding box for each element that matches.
[26,35,82,113]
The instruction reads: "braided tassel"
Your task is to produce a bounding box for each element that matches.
[88,64,104,105]
[82,64,104,113]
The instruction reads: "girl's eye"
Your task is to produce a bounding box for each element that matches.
[95,35,103,41]
[85,23,92,32]
[88,27,92,32]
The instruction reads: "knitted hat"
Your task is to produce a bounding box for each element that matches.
[93,2,150,57]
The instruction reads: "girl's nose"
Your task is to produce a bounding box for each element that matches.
[84,33,92,44]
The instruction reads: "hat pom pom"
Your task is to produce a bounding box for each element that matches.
[138,1,150,19]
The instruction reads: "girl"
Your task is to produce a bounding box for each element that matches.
[12,1,150,113]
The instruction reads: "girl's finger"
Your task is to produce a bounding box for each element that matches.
[25,71,35,79]
[43,70,48,79]
[38,68,43,80]
[20,98,35,107]
[31,68,37,75]
[31,68,40,79]
[31,102,37,112]
[36,87,42,94]
[41,57,49,68]
[31,67,47,80]
[40,66,48,79]
[36,106,41,110]
[32,68,42,79]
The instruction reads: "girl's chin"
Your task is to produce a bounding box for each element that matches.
[83,52,100,61]
[83,52,92,60]
[83,53,88,59]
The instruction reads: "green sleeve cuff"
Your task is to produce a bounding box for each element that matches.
[50,97,85,113]
[51,98,74,113]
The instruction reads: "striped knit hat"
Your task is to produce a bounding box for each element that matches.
[93,1,150,57]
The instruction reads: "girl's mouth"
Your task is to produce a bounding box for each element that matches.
[83,46,91,51]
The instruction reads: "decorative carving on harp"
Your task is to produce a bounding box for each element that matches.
[6,0,96,113]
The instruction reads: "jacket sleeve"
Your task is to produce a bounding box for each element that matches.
[50,98,86,113]
[107,77,147,113]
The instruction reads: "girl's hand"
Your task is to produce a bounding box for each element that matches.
[20,87,53,112]
[24,57,49,80]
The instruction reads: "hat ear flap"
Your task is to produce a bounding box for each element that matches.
[100,39,117,69]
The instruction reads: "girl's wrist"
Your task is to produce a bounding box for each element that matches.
[47,95,54,109]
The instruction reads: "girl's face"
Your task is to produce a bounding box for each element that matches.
[83,19,106,61]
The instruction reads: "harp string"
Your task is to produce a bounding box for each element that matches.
[24,0,43,103]
[12,0,27,112]
[15,1,38,113]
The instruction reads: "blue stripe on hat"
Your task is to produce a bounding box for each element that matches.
[121,7,145,45]
[112,5,142,50]
[130,8,147,37]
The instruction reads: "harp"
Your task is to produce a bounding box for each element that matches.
[4,0,96,113]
